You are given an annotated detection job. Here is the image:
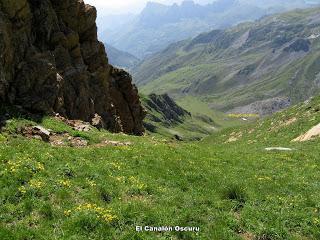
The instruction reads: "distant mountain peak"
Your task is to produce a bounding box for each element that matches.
[105,0,317,59]
[144,1,167,8]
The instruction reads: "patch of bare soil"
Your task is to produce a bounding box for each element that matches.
[225,132,243,143]
[292,123,320,142]
[50,133,88,147]
[248,128,255,134]
[284,117,297,126]
[20,125,132,148]
[95,140,132,147]
[269,117,297,132]
[239,232,255,240]
[123,194,151,203]
[20,126,89,147]
[54,114,92,132]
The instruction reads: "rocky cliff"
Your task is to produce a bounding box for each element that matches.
[144,94,191,126]
[0,0,145,135]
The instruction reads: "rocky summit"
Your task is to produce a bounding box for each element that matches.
[0,0,145,135]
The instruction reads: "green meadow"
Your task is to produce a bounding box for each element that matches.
[1,96,320,240]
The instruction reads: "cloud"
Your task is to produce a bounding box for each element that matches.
[85,0,154,13]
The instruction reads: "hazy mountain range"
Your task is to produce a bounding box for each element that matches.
[99,0,320,59]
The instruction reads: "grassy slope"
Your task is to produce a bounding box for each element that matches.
[141,95,243,140]
[1,96,320,239]
[176,96,245,128]
[136,7,320,111]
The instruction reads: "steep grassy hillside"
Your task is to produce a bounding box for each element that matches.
[1,94,320,239]
[135,7,320,114]
[105,44,140,71]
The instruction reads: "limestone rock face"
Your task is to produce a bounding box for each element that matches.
[0,0,145,135]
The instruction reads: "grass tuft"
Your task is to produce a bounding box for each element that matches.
[222,184,247,209]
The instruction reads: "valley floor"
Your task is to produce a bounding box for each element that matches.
[1,97,320,239]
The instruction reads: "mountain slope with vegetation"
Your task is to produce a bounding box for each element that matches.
[1,87,320,240]
[135,7,320,114]
[142,94,242,140]
[105,44,140,71]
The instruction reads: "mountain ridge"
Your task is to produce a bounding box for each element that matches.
[102,0,319,59]
[104,0,267,58]
[135,7,320,115]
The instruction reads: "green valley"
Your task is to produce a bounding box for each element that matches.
[141,94,243,140]
[1,89,320,240]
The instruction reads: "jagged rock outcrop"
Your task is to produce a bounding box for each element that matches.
[144,93,191,125]
[228,97,291,116]
[0,0,145,135]
[284,39,311,53]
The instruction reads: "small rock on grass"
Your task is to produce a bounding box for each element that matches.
[265,147,294,151]
[104,140,132,146]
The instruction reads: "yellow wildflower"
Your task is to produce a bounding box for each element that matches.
[29,179,44,189]
[115,176,125,183]
[64,210,72,216]
[86,178,97,187]
[7,160,22,173]
[129,176,146,190]
[36,162,45,171]
[18,186,27,194]
[110,162,121,170]
[58,179,71,188]
[75,203,117,223]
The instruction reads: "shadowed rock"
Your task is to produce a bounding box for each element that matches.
[145,94,191,125]
[0,0,145,135]
[284,39,311,53]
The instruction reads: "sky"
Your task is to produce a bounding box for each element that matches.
[84,0,211,15]
[84,0,177,14]
[84,0,319,15]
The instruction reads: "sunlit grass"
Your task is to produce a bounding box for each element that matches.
[1,96,320,239]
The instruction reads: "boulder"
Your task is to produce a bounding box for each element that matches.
[265,147,293,151]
